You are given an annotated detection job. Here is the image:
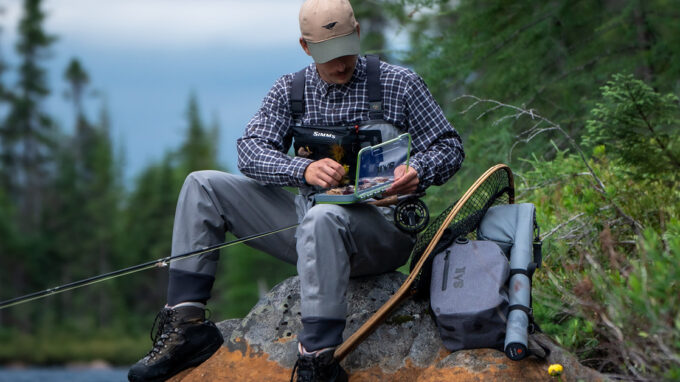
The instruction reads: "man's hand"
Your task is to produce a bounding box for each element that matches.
[304,158,346,188]
[383,165,419,196]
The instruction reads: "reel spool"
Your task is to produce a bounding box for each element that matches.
[394,197,429,233]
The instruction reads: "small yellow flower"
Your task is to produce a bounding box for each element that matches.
[548,363,564,376]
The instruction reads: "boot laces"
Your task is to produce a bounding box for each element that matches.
[290,355,318,382]
[145,308,178,360]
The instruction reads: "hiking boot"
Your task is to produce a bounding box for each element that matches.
[128,305,223,382]
[290,346,348,382]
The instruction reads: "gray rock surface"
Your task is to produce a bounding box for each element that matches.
[218,271,442,372]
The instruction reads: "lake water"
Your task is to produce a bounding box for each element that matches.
[0,367,129,382]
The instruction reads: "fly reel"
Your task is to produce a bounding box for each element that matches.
[394,197,429,233]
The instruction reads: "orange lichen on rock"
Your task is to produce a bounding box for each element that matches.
[168,343,289,382]
[417,350,547,382]
[347,359,425,381]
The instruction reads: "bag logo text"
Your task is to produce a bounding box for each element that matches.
[453,267,465,288]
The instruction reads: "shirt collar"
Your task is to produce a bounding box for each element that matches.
[311,55,366,96]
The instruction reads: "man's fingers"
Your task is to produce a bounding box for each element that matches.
[392,166,417,187]
[384,165,419,195]
[319,170,340,187]
[323,159,345,178]
[304,158,347,188]
[318,159,345,183]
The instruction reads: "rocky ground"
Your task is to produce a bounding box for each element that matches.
[170,272,608,381]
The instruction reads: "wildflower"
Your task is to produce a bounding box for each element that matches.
[548,363,564,376]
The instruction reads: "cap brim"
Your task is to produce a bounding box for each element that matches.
[307,31,360,63]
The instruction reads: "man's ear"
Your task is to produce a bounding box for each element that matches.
[356,23,360,38]
[299,37,312,56]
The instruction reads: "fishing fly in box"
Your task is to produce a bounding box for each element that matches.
[315,133,411,204]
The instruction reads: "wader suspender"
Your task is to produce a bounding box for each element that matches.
[290,55,383,125]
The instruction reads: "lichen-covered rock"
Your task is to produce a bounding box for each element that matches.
[170,272,608,381]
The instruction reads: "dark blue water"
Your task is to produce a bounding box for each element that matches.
[0,367,129,382]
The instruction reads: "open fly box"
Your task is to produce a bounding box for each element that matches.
[314,133,411,204]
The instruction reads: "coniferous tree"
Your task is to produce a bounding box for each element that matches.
[584,73,680,178]
[0,0,56,331]
[0,4,10,116]
[1,0,57,229]
[177,93,219,174]
[63,58,89,129]
[40,59,123,329]
[0,4,12,326]
[0,5,11,112]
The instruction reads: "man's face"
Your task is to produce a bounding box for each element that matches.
[314,55,358,85]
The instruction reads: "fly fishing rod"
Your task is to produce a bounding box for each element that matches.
[0,223,299,310]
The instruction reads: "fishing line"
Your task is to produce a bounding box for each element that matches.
[0,223,299,310]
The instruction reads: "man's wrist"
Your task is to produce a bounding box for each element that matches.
[408,161,423,182]
[294,157,315,186]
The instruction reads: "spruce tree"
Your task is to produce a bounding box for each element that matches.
[585,73,680,178]
[177,93,219,174]
[1,0,57,229]
[64,58,89,130]
[0,4,10,115]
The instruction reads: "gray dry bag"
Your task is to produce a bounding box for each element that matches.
[429,237,509,352]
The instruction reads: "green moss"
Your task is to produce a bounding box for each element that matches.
[386,314,415,325]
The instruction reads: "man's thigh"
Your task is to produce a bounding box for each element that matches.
[197,171,300,265]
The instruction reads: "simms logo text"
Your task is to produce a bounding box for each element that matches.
[313,131,336,139]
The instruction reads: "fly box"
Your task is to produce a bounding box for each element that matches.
[314,133,411,204]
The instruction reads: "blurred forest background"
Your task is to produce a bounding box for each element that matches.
[1,0,678,380]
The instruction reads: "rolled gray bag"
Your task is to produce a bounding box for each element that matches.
[477,203,538,360]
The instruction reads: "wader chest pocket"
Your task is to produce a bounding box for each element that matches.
[292,126,381,182]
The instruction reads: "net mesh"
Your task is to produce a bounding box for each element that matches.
[408,167,513,295]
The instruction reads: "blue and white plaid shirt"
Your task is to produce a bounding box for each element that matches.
[237,56,464,189]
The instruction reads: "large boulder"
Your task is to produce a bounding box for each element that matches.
[170,272,608,381]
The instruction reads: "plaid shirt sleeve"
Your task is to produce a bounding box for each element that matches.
[237,73,312,187]
[403,73,465,190]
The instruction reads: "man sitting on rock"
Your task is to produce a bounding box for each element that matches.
[128,0,464,381]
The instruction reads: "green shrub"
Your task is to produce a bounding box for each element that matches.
[524,151,679,379]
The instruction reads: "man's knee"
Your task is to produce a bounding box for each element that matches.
[181,171,251,200]
[302,204,348,226]
[184,170,232,188]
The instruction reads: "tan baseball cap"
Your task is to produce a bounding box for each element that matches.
[299,0,360,63]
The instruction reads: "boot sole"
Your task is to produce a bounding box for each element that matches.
[128,338,223,382]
